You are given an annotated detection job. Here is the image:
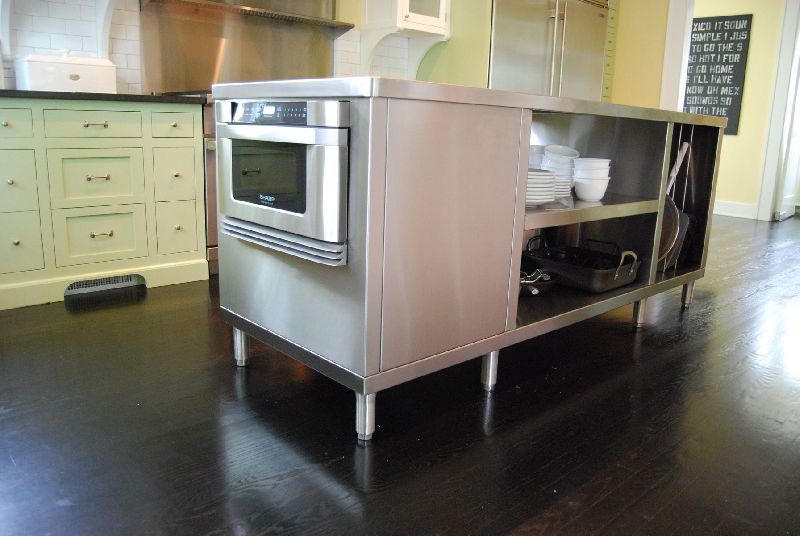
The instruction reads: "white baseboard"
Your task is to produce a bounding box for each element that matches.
[713,200,759,219]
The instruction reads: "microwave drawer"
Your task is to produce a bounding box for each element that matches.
[52,205,148,267]
[44,109,142,138]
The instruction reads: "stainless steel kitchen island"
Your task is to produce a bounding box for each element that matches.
[212,77,724,440]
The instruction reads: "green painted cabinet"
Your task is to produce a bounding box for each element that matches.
[0,96,208,310]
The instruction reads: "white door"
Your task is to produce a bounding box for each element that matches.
[774,5,800,220]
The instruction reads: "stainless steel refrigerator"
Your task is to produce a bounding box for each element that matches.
[489,0,608,100]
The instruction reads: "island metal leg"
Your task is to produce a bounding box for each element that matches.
[633,298,648,328]
[682,281,695,307]
[233,327,249,367]
[356,393,376,441]
[481,350,499,392]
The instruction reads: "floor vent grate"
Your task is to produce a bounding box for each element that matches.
[64,274,145,296]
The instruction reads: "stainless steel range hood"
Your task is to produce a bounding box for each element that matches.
[139,0,352,94]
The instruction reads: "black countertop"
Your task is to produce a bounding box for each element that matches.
[0,89,207,105]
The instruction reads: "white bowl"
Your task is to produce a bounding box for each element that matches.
[544,144,580,159]
[574,158,610,166]
[573,169,610,179]
[574,178,609,201]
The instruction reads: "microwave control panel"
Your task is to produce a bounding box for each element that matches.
[232,101,308,126]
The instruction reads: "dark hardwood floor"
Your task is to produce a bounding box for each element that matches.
[2,215,800,535]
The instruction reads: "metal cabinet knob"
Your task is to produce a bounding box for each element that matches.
[1,120,8,127]
[85,174,111,182]
[89,230,114,238]
[173,171,181,178]
[6,179,14,186]
[12,240,20,246]
[82,120,109,128]
[174,224,182,231]
[170,122,178,127]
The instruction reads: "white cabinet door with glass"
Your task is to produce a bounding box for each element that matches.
[401,0,449,34]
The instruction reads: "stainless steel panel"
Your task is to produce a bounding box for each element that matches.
[559,0,607,100]
[218,98,374,376]
[217,123,347,146]
[140,1,334,94]
[217,138,348,243]
[489,0,554,95]
[380,100,521,371]
[212,78,728,128]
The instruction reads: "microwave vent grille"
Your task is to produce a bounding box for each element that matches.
[221,216,347,266]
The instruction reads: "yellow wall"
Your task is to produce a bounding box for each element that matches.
[416,0,492,87]
[610,0,670,107]
[695,0,784,207]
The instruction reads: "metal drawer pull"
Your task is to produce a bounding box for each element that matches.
[241,168,261,176]
[12,240,20,246]
[82,120,109,128]
[173,171,181,178]
[6,179,14,186]
[1,121,8,127]
[170,122,178,127]
[89,230,114,238]
[85,174,111,182]
[174,224,182,231]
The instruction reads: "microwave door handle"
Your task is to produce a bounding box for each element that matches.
[216,123,348,147]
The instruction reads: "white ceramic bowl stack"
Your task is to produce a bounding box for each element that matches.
[526,169,556,206]
[541,145,579,198]
[573,158,612,202]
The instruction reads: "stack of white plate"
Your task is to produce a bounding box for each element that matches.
[573,158,612,201]
[528,145,545,170]
[541,145,579,198]
[526,169,555,206]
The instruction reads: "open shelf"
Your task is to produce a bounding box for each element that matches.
[524,193,659,230]
[516,281,650,329]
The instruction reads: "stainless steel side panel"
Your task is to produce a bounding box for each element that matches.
[559,0,607,100]
[489,0,554,95]
[218,98,375,376]
[379,100,522,372]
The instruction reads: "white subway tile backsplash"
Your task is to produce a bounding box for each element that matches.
[16,31,51,49]
[66,20,95,37]
[110,37,139,55]
[50,34,83,51]
[48,3,82,20]
[6,0,142,93]
[10,14,34,31]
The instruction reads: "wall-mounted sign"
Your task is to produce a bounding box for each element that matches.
[683,14,752,135]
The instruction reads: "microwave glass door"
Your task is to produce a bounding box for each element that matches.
[230,140,307,214]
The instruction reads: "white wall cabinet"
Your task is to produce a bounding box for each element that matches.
[361,0,451,78]
[0,95,208,310]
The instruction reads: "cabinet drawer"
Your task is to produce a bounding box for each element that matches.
[153,147,196,201]
[48,148,145,208]
[155,200,197,255]
[0,108,34,138]
[0,149,38,212]
[52,205,148,267]
[152,112,194,138]
[43,109,142,138]
[0,211,44,274]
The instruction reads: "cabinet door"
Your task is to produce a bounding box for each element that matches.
[155,200,197,255]
[401,0,448,32]
[0,149,38,212]
[0,108,34,138]
[48,148,146,208]
[153,147,196,201]
[380,100,521,371]
[0,211,44,274]
[52,205,148,266]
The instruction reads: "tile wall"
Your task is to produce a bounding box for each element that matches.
[2,0,142,93]
[333,29,412,79]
